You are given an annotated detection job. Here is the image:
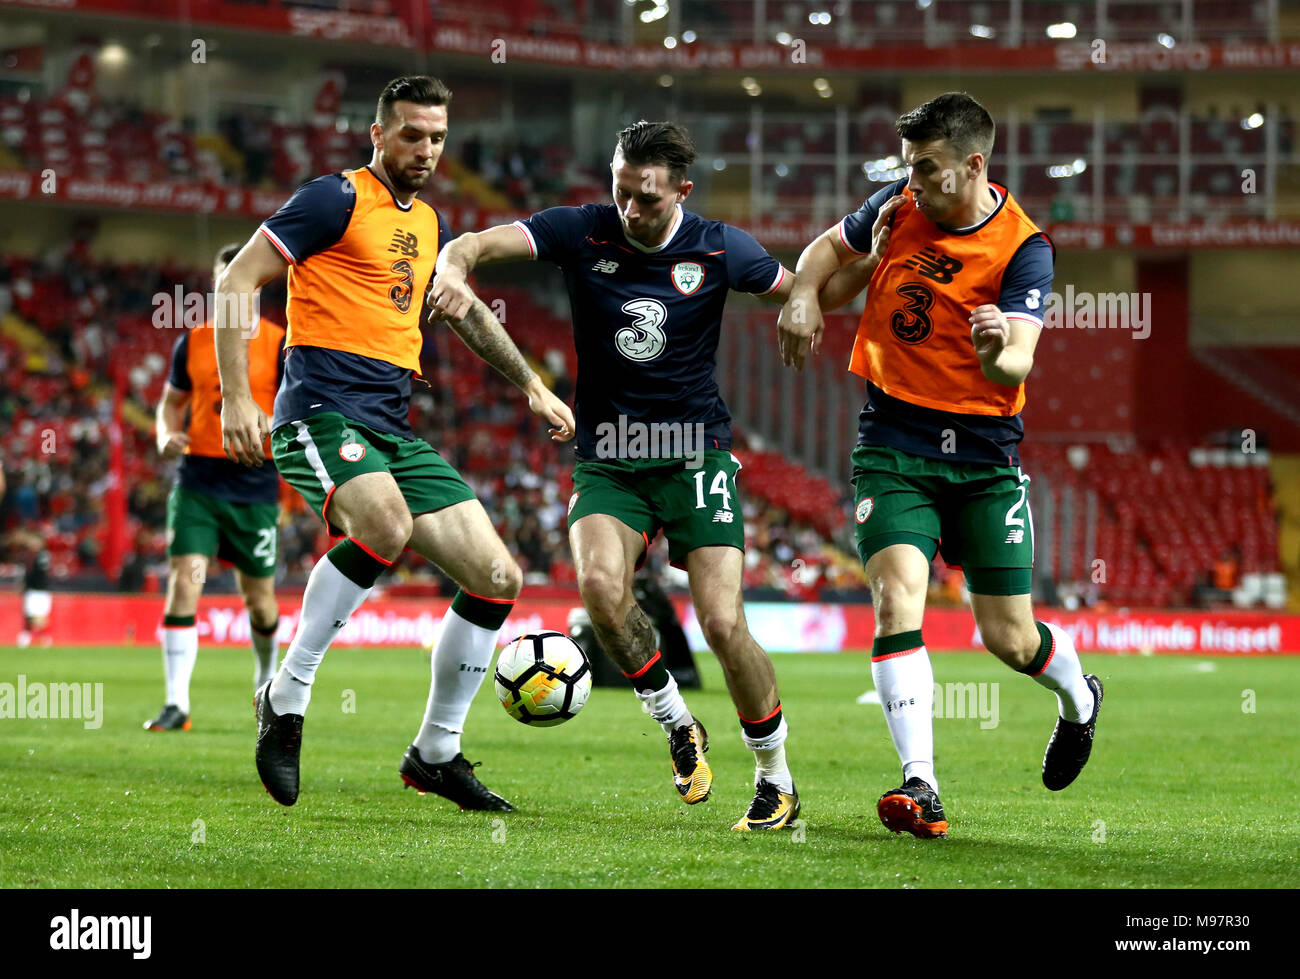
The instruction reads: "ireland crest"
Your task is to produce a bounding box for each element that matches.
[670,261,704,295]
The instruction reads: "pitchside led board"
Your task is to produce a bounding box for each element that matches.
[2,594,1295,655]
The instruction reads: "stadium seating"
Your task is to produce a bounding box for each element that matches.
[1022,440,1281,607]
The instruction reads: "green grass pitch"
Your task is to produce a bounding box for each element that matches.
[1,645,1296,888]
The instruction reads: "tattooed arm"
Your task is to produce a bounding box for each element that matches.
[445,298,537,390]
[444,297,576,442]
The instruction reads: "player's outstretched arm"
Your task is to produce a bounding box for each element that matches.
[430,224,534,324]
[776,231,842,370]
[155,384,192,459]
[448,297,575,443]
[214,233,286,466]
[777,194,906,369]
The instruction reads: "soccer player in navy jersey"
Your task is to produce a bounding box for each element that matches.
[432,121,862,830]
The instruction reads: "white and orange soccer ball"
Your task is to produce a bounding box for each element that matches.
[494,631,592,727]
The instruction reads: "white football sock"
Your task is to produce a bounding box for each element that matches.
[871,643,937,794]
[413,607,500,763]
[162,626,199,715]
[637,673,694,734]
[1033,622,1095,723]
[251,623,279,690]
[270,553,371,716]
[742,716,793,793]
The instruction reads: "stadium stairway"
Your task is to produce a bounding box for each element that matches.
[441,157,513,212]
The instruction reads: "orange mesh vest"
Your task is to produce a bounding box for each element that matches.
[185,318,284,458]
[849,183,1045,417]
[283,167,440,371]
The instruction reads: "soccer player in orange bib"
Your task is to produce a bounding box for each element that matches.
[214,76,574,810]
[147,243,285,732]
[779,93,1102,838]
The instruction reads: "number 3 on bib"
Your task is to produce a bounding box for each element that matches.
[693,469,732,511]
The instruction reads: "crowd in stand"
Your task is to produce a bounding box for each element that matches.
[0,244,857,599]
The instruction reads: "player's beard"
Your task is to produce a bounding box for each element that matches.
[383,152,432,194]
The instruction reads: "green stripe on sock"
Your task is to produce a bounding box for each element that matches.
[872,629,924,660]
[450,589,513,631]
[327,538,388,588]
[162,614,196,628]
[1021,621,1053,675]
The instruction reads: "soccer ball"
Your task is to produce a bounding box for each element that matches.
[494,631,592,727]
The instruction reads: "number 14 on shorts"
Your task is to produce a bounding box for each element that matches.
[694,469,734,523]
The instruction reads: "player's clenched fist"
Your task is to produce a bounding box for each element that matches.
[221,394,270,467]
[970,304,1010,359]
[158,432,191,459]
[426,270,477,324]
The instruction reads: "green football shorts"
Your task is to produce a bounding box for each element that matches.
[271,411,476,537]
[568,450,744,569]
[166,485,279,578]
[850,444,1034,596]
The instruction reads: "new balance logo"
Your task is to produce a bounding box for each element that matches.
[1005,529,1025,544]
[388,229,419,258]
[332,619,346,629]
[592,259,619,274]
[903,247,963,284]
[712,510,734,524]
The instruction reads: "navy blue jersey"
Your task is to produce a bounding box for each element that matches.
[262,170,452,438]
[841,179,1054,466]
[168,331,285,504]
[515,203,784,461]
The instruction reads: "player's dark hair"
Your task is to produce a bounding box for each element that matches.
[215,242,242,268]
[376,75,453,129]
[615,120,697,185]
[896,92,995,161]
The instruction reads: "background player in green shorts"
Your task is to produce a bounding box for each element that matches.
[780,93,1103,838]
[433,121,864,830]
[146,243,285,732]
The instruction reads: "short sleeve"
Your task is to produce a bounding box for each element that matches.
[259,174,356,264]
[167,332,191,392]
[722,225,784,295]
[435,209,453,254]
[998,234,1055,327]
[839,178,907,255]
[514,205,598,265]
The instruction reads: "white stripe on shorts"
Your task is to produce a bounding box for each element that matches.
[293,420,335,494]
